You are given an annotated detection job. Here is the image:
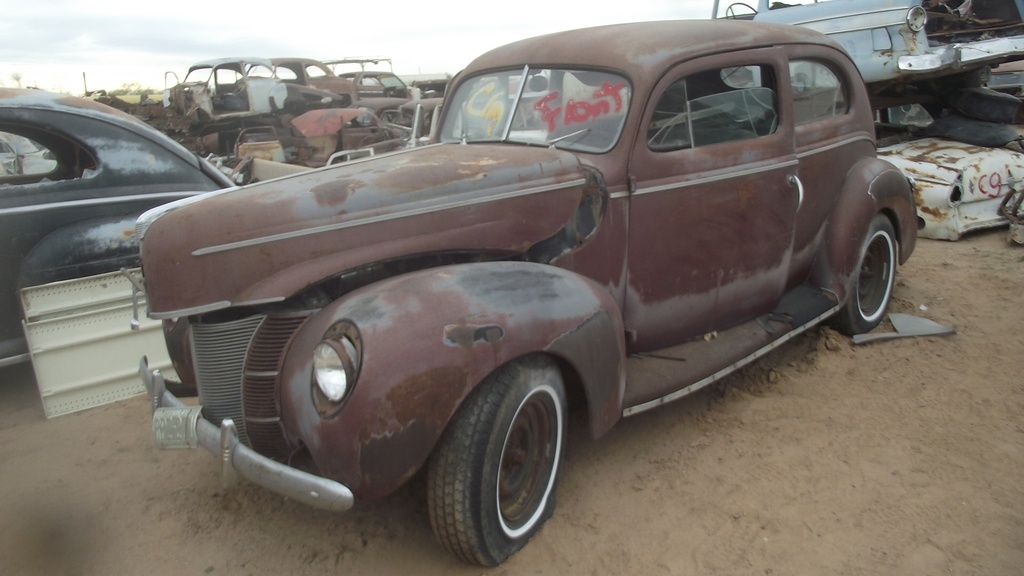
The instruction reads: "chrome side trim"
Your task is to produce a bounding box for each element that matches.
[0,191,201,217]
[149,300,232,320]
[622,303,841,417]
[149,297,287,320]
[141,357,355,512]
[634,159,798,196]
[776,7,907,30]
[0,352,30,368]
[192,178,589,256]
[795,134,875,159]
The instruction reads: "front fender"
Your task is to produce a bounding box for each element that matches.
[809,157,916,301]
[279,261,625,500]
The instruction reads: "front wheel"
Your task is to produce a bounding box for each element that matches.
[833,214,897,335]
[427,355,566,566]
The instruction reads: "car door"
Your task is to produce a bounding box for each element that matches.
[785,47,878,284]
[624,47,800,351]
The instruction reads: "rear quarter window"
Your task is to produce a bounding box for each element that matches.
[790,60,849,125]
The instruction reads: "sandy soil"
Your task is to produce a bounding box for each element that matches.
[1,228,1022,576]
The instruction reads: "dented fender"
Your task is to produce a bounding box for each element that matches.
[278,261,625,500]
[809,157,916,302]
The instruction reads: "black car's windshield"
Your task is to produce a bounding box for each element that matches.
[440,66,630,153]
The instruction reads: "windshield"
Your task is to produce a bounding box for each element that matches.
[440,67,630,153]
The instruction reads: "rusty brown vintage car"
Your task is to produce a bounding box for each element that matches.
[135,20,917,566]
[271,57,360,105]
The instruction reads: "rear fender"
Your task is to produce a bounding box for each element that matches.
[20,213,140,288]
[809,157,916,301]
[279,261,625,499]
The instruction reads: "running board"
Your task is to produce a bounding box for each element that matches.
[623,286,839,417]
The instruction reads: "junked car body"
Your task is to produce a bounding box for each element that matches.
[271,57,359,105]
[724,0,1024,240]
[880,135,1024,240]
[161,58,346,131]
[136,21,916,565]
[152,57,358,159]
[713,0,1024,104]
[0,88,231,368]
[288,107,407,165]
[325,58,412,100]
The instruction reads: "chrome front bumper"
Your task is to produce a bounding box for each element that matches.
[139,356,354,512]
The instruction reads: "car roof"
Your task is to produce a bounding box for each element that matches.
[462,19,844,81]
[187,57,275,70]
[0,88,216,171]
[2,87,153,126]
[271,57,331,67]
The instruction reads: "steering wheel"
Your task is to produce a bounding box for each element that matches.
[725,2,757,18]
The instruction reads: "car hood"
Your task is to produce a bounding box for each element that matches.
[141,143,598,318]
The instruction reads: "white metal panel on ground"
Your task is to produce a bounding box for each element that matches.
[20,268,176,418]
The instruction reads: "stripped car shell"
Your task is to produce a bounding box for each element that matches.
[880,137,1024,240]
[163,57,345,125]
[271,57,359,105]
[137,20,916,565]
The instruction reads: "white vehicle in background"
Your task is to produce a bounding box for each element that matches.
[712,0,1024,96]
[714,0,1024,241]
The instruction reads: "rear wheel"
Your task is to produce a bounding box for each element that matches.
[427,355,566,566]
[833,214,897,335]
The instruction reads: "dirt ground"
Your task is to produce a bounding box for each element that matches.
[1,228,1022,576]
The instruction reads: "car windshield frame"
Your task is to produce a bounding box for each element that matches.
[439,65,631,154]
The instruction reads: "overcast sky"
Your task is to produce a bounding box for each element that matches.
[0,0,711,95]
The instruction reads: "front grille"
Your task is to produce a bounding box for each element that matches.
[192,315,265,446]
[243,313,310,457]
[190,312,311,456]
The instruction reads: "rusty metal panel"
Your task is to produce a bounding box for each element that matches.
[275,262,624,499]
[139,144,591,318]
[879,137,1019,240]
[20,269,176,418]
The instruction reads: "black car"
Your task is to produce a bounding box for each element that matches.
[0,88,232,368]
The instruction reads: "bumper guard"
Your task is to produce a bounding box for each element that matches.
[139,356,354,512]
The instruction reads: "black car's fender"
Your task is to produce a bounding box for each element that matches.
[19,213,142,288]
[277,261,625,500]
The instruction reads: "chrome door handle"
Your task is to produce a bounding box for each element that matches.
[787,174,804,210]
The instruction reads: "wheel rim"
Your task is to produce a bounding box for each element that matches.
[856,230,895,323]
[497,385,562,539]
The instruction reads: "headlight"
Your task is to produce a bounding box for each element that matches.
[906,6,927,32]
[313,342,350,401]
[312,322,361,416]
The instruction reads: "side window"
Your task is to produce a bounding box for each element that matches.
[381,75,405,89]
[648,65,777,152]
[790,60,848,125]
[0,131,60,184]
[247,64,274,80]
[215,67,243,87]
[275,67,299,82]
